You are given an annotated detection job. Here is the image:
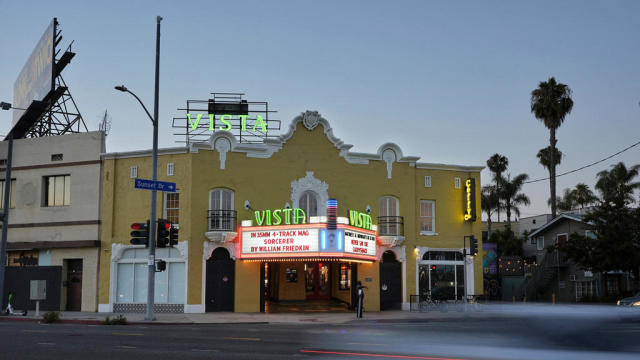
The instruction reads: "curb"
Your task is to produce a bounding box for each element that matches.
[0,316,270,326]
[0,316,103,325]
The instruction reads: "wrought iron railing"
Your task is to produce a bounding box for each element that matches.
[208,210,236,231]
[377,216,404,236]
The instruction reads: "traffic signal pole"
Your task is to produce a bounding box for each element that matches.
[146,16,162,321]
[0,135,13,310]
[463,236,468,305]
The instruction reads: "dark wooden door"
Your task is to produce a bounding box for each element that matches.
[66,259,83,311]
[305,263,330,300]
[205,248,235,312]
[380,252,402,310]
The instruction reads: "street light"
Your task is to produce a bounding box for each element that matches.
[114,15,162,321]
[0,102,15,312]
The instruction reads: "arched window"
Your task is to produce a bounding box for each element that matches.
[209,189,234,231]
[299,190,318,218]
[379,196,399,235]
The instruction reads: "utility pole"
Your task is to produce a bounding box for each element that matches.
[145,15,162,321]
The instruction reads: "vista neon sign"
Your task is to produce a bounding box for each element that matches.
[349,210,373,230]
[464,178,476,221]
[254,208,307,226]
[186,113,268,133]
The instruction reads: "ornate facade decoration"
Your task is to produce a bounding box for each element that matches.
[203,240,237,261]
[301,110,321,131]
[382,149,396,179]
[214,138,231,170]
[291,171,329,216]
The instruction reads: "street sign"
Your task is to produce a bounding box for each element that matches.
[134,178,177,192]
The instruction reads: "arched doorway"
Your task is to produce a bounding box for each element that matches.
[380,250,402,310]
[205,247,235,312]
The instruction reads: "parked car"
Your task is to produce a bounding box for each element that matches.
[617,292,640,307]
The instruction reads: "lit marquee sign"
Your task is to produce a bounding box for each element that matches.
[464,178,477,221]
[349,210,373,230]
[241,226,320,255]
[344,229,376,257]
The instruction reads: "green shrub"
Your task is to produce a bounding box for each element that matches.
[42,311,60,323]
[103,314,127,325]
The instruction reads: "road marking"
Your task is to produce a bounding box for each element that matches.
[192,349,219,352]
[224,337,261,341]
[23,330,47,333]
[348,342,386,346]
[300,350,466,360]
[37,343,55,346]
[116,345,137,349]
[112,332,144,336]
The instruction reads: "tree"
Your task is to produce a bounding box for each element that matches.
[537,146,563,171]
[498,173,531,230]
[489,228,524,258]
[531,77,574,219]
[558,162,640,278]
[547,188,575,212]
[482,185,501,237]
[486,153,508,221]
[572,183,598,209]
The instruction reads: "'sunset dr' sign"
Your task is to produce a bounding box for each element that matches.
[241,228,319,255]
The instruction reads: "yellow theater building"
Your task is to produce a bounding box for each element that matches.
[97,111,483,313]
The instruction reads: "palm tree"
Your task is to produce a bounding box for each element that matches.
[536,146,563,171]
[481,185,501,237]
[487,153,509,221]
[531,77,574,219]
[547,188,575,212]
[595,162,640,208]
[572,183,598,209]
[498,173,531,230]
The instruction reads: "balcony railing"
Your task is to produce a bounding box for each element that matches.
[208,210,236,232]
[377,216,404,237]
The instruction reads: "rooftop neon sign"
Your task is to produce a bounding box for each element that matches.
[186,113,268,133]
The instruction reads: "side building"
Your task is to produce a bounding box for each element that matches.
[98,112,483,313]
[1,131,105,311]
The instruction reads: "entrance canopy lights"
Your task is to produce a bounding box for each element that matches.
[242,257,375,264]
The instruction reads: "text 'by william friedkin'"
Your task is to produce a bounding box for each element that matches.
[248,230,311,253]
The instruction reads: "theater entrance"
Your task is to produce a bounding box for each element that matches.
[305,262,330,300]
[261,261,354,313]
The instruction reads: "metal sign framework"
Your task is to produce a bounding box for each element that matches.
[172,93,280,145]
[8,18,87,140]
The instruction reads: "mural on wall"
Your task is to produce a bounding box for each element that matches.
[482,243,500,300]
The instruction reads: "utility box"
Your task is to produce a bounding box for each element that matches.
[30,280,46,301]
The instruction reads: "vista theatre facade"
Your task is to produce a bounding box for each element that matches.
[98,111,483,313]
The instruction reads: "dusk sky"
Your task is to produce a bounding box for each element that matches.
[1,0,639,219]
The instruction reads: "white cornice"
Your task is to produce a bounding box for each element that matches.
[102,147,188,160]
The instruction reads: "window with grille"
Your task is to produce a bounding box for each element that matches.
[130,166,138,179]
[0,179,16,209]
[420,200,435,233]
[299,190,318,218]
[167,163,174,176]
[424,176,432,188]
[44,175,70,206]
[51,153,63,161]
[454,177,461,189]
[164,192,179,225]
[379,196,399,235]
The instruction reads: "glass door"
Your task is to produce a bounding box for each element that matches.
[305,262,331,300]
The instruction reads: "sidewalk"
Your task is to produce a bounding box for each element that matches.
[0,308,480,326]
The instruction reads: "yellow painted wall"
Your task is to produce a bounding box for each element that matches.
[234,261,260,312]
[98,119,483,312]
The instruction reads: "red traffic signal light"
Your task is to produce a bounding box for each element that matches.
[130,221,150,247]
[431,265,437,271]
[156,219,170,248]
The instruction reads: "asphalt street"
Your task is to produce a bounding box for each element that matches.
[1,313,639,360]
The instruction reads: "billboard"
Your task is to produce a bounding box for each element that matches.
[12,19,55,126]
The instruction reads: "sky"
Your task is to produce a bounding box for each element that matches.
[1,0,639,219]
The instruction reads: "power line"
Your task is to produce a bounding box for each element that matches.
[525,139,640,184]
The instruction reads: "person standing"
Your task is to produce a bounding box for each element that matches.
[356,281,368,318]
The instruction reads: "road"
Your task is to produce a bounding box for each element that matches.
[1,311,639,360]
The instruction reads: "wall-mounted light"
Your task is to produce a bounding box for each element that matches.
[244,200,252,211]
[366,205,371,214]
[285,202,291,209]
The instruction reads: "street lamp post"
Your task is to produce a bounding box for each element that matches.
[115,15,162,321]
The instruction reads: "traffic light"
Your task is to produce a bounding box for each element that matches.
[169,225,179,247]
[156,218,170,248]
[431,265,437,271]
[470,235,479,256]
[130,221,150,247]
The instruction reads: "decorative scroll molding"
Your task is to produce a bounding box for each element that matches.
[291,172,329,216]
[203,240,237,261]
[214,138,231,170]
[302,110,321,130]
[382,148,396,179]
[378,235,405,248]
[204,231,238,245]
[415,246,429,260]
